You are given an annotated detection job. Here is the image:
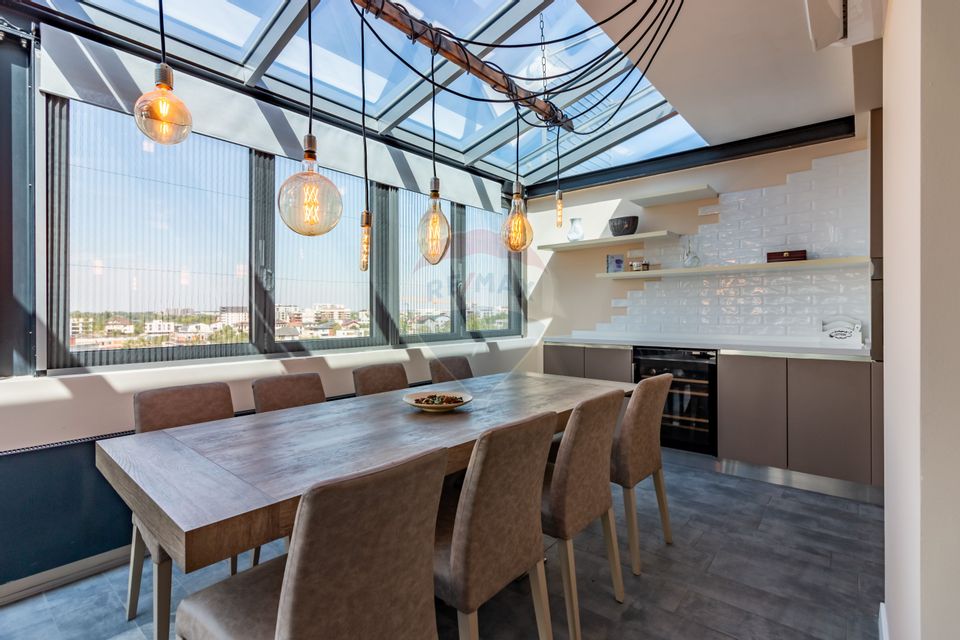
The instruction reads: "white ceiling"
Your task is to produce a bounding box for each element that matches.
[579,0,856,145]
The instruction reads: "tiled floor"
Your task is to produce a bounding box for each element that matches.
[0,454,884,640]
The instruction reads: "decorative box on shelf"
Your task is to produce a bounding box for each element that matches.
[767,249,808,263]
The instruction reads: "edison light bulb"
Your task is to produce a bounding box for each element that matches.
[417,177,451,265]
[134,63,192,145]
[278,134,343,236]
[501,182,533,252]
[555,189,563,228]
[359,210,371,272]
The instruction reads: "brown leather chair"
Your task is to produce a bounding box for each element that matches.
[429,356,474,383]
[251,373,326,413]
[434,412,557,640]
[127,382,234,621]
[352,363,409,396]
[174,449,448,640]
[611,373,674,575]
[542,391,625,640]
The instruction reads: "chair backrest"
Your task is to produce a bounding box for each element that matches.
[448,412,557,613]
[352,363,409,396]
[133,382,234,433]
[276,449,448,640]
[252,373,326,413]
[429,356,474,384]
[611,373,673,488]
[547,390,624,539]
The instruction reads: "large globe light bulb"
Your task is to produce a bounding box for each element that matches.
[417,178,451,265]
[278,134,343,237]
[501,182,533,252]
[134,63,191,145]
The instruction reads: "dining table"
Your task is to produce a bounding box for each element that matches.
[95,371,636,640]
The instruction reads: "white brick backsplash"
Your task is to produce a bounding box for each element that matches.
[588,150,870,344]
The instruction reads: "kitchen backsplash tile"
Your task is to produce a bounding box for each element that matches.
[586,150,871,343]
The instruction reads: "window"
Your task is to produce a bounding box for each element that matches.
[397,189,454,338]
[66,101,251,361]
[273,157,372,344]
[464,206,513,332]
[46,98,522,370]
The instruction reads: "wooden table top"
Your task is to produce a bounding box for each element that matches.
[96,372,635,572]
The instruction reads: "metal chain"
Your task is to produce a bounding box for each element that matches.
[539,12,548,97]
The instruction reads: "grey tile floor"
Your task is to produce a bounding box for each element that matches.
[0,455,883,639]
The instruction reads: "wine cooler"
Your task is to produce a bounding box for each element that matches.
[633,347,718,456]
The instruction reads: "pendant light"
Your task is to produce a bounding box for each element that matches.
[278,0,343,237]
[133,0,191,145]
[501,109,534,252]
[554,128,563,228]
[416,53,451,265]
[359,11,372,271]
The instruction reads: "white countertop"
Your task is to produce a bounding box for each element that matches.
[542,333,873,360]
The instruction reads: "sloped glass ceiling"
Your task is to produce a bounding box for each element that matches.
[60,0,707,184]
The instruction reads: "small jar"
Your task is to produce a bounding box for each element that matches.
[566,217,584,242]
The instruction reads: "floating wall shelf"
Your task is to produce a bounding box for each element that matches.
[595,256,872,280]
[629,184,717,207]
[537,230,681,253]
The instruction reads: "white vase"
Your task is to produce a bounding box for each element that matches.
[567,218,584,242]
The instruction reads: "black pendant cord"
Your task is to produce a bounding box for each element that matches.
[307,0,314,137]
[515,107,520,185]
[555,127,561,188]
[431,53,437,179]
[360,11,370,210]
[157,0,166,63]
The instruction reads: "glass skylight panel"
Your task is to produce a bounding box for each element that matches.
[83,0,285,60]
[563,115,707,177]
[267,0,513,113]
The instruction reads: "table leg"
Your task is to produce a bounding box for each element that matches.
[152,553,172,640]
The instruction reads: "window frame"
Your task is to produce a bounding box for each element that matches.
[44,97,524,372]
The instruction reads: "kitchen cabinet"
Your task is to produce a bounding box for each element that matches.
[787,359,872,484]
[718,355,787,468]
[584,346,633,383]
[543,345,584,378]
[871,362,884,486]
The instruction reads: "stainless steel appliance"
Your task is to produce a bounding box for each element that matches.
[633,347,718,456]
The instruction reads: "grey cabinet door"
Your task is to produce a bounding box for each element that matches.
[787,359,872,484]
[584,347,633,383]
[871,361,883,487]
[543,345,584,377]
[718,355,788,468]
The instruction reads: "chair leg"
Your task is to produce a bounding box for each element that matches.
[457,610,479,640]
[252,546,261,567]
[230,555,238,575]
[557,539,581,640]
[653,468,673,545]
[600,509,625,603]
[529,559,553,640]
[622,486,642,576]
[126,524,146,621]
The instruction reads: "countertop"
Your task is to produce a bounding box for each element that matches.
[542,334,874,361]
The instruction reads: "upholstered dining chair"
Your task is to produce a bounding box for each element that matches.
[174,449,448,640]
[251,372,326,413]
[541,390,625,640]
[433,412,558,640]
[429,356,474,383]
[127,382,234,622]
[611,373,674,575]
[352,362,409,396]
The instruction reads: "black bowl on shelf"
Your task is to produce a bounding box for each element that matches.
[609,216,639,236]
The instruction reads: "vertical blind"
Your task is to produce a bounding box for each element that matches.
[464,206,511,331]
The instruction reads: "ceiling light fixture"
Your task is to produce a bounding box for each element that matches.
[133,0,191,145]
[416,51,451,265]
[555,129,563,228]
[359,9,371,272]
[278,0,343,237]
[501,109,534,252]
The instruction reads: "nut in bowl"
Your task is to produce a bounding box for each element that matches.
[403,391,473,413]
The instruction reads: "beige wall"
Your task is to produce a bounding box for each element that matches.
[884,0,960,637]
[0,338,540,452]
[524,136,868,340]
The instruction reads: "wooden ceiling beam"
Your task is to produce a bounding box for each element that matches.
[352,0,574,131]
